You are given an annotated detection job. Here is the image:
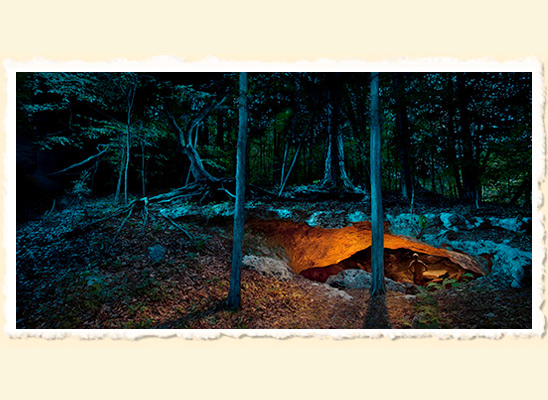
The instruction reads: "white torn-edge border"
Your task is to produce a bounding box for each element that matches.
[3,57,545,340]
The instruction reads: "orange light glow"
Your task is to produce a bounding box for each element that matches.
[249,220,487,284]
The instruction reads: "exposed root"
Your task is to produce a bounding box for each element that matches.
[158,210,194,241]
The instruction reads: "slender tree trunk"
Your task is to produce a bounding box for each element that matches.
[115,149,125,203]
[393,73,413,200]
[227,72,248,310]
[322,74,353,190]
[122,81,137,204]
[124,122,130,204]
[386,142,391,191]
[273,123,279,185]
[456,73,478,201]
[370,72,385,296]
[278,141,302,196]
[280,141,289,188]
[278,114,313,196]
[336,127,351,183]
[430,150,436,194]
[141,139,146,197]
[446,76,463,198]
[216,109,225,148]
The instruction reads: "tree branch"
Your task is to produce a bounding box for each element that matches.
[165,107,187,147]
[48,145,110,176]
[166,96,227,149]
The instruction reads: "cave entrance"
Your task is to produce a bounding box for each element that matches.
[248,220,487,285]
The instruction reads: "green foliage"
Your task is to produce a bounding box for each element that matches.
[70,170,92,200]
[413,286,443,328]
[38,135,74,150]
[418,214,429,229]
[17,72,531,203]
[412,305,442,329]
[191,233,212,252]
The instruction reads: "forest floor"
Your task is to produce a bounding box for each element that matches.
[15,192,533,331]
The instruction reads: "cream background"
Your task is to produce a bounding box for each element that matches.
[1,1,546,398]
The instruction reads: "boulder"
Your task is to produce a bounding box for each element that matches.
[326,269,406,292]
[488,217,531,233]
[421,235,532,289]
[243,255,294,281]
[327,269,369,289]
[148,244,166,263]
[305,211,325,227]
[310,282,354,301]
[439,213,474,231]
[347,211,368,224]
[384,213,437,236]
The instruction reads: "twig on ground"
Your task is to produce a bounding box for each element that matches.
[110,205,134,246]
[141,197,149,234]
[159,210,194,241]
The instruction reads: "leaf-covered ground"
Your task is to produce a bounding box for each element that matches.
[16,196,532,330]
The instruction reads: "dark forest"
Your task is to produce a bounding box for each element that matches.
[16,72,532,329]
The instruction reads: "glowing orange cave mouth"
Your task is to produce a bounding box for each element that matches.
[249,220,488,284]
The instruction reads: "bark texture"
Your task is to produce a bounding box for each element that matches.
[393,73,413,200]
[227,72,248,309]
[369,72,385,296]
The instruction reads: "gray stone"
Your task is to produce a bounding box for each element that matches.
[265,208,293,219]
[439,213,474,231]
[385,213,421,236]
[148,244,166,263]
[347,211,368,224]
[327,269,370,289]
[420,234,532,289]
[488,217,530,233]
[305,211,326,227]
[243,255,294,281]
[326,269,407,292]
[310,282,354,301]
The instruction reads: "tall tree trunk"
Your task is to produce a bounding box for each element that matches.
[141,139,146,197]
[456,73,478,201]
[446,75,463,198]
[278,141,302,196]
[278,114,314,196]
[430,150,436,193]
[115,148,125,203]
[124,117,130,204]
[370,72,385,296]
[227,72,248,310]
[280,141,289,188]
[322,74,353,190]
[393,73,413,200]
[216,109,225,148]
[122,80,137,204]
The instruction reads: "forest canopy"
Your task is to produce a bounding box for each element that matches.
[16,72,532,219]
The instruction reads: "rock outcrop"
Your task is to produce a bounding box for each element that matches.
[243,255,294,281]
[326,269,407,293]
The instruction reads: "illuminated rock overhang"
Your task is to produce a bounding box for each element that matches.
[248,220,487,281]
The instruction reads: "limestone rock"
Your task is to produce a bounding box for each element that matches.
[243,255,294,281]
[439,213,474,231]
[347,211,368,224]
[326,269,369,289]
[310,282,354,301]
[326,269,407,292]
